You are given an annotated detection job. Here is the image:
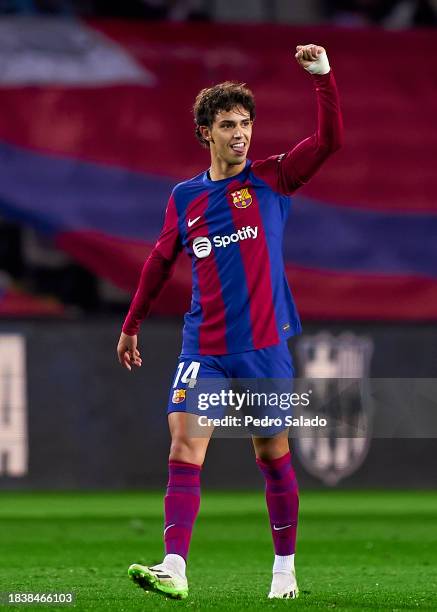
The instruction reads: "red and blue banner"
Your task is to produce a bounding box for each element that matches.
[0,18,435,319]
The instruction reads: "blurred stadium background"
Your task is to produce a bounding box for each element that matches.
[0,2,437,609]
[1,0,436,489]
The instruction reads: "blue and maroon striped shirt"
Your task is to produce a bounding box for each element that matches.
[162,160,300,355]
[123,71,343,355]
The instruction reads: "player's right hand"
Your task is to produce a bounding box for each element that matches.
[295,44,330,75]
[117,332,142,371]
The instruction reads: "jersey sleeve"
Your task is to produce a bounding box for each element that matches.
[251,70,343,195]
[155,194,182,261]
[122,195,182,335]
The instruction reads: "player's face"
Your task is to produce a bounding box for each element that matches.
[208,107,253,166]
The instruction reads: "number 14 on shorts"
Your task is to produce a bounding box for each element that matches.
[173,361,200,388]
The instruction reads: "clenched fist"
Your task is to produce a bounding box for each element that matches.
[295,44,330,75]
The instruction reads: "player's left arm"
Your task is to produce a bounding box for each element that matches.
[252,44,344,195]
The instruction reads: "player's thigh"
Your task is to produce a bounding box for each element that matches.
[168,411,212,465]
[230,341,294,441]
[167,354,225,464]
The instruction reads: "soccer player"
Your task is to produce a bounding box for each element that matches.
[117,43,343,600]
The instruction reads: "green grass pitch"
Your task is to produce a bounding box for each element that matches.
[0,491,436,611]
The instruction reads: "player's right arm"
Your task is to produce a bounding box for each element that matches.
[117,194,182,371]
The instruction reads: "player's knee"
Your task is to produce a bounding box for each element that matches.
[255,437,290,462]
[169,438,204,465]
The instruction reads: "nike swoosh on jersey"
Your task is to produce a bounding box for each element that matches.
[187,216,201,227]
[273,524,292,531]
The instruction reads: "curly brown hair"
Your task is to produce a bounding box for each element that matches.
[193,81,256,148]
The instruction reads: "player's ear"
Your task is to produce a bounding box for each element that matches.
[199,125,211,143]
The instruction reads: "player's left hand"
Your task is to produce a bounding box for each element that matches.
[295,44,330,75]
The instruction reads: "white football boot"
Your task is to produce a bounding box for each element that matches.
[268,568,299,599]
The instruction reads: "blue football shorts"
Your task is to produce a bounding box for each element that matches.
[166,341,294,435]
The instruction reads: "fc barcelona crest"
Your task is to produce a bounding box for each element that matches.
[172,389,186,404]
[230,188,252,209]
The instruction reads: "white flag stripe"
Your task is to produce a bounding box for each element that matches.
[0,17,155,86]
